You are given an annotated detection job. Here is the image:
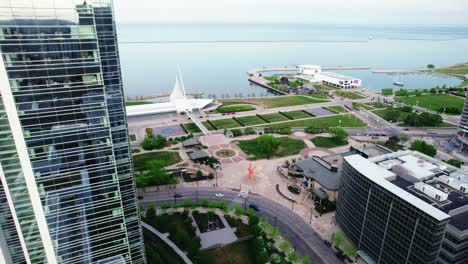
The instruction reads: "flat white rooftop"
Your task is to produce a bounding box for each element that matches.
[319,71,356,81]
[126,99,212,117]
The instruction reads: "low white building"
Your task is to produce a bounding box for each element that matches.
[298,65,361,89]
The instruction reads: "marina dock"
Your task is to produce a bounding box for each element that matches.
[247,66,370,76]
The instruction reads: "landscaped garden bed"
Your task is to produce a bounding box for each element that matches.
[236,115,268,126]
[192,211,225,233]
[281,110,313,119]
[288,185,301,194]
[260,112,290,123]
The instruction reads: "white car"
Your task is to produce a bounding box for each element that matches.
[215,193,224,198]
[237,193,247,199]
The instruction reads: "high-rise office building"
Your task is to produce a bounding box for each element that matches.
[0,1,145,263]
[336,151,468,264]
[457,96,468,152]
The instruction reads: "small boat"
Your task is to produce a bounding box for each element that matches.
[393,81,404,86]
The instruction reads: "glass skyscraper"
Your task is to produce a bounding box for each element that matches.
[0,1,145,263]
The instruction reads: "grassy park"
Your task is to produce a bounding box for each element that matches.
[126,101,153,106]
[216,104,255,113]
[183,123,202,133]
[236,115,267,126]
[220,95,328,108]
[133,151,182,171]
[205,118,241,130]
[282,110,313,119]
[433,63,468,79]
[265,114,367,129]
[197,239,256,264]
[238,136,306,160]
[259,113,290,123]
[336,91,365,99]
[326,106,348,113]
[395,94,464,114]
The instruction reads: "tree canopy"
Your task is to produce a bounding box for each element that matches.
[256,135,280,157]
[410,140,437,157]
[136,160,176,187]
[141,134,167,150]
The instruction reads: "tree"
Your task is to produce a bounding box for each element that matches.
[381,88,393,96]
[280,76,289,85]
[301,256,312,264]
[146,204,156,221]
[430,88,437,94]
[329,127,348,143]
[400,106,413,113]
[196,170,203,177]
[136,160,176,188]
[446,159,462,168]
[141,134,167,150]
[288,252,299,262]
[256,135,280,157]
[410,140,437,157]
[427,64,435,69]
[332,233,344,248]
[383,109,401,123]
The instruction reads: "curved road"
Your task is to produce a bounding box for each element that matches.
[140,186,341,264]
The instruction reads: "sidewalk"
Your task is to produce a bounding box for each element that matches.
[141,222,193,264]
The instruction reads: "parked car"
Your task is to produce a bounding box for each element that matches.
[215,193,224,198]
[137,195,144,200]
[323,240,332,247]
[173,193,183,198]
[249,203,259,211]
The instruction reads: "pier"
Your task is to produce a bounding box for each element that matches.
[372,69,425,74]
[247,66,370,76]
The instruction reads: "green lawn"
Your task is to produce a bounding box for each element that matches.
[307,93,329,99]
[372,108,457,127]
[216,104,255,113]
[365,102,388,109]
[132,151,182,171]
[265,114,367,129]
[433,63,468,78]
[336,91,365,99]
[220,95,328,108]
[282,110,313,119]
[196,239,256,264]
[205,118,241,130]
[236,116,267,126]
[237,137,306,160]
[259,113,290,123]
[129,134,137,141]
[183,123,202,133]
[125,101,153,106]
[312,136,348,148]
[395,94,464,114]
[353,102,374,110]
[372,108,410,123]
[326,106,348,113]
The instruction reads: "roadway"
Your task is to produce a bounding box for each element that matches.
[139,186,341,264]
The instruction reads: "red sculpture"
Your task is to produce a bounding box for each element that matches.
[247,162,256,182]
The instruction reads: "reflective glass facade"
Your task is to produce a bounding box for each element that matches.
[0,1,144,263]
[336,160,449,264]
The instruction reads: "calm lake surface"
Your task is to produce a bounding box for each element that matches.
[116,23,468,97]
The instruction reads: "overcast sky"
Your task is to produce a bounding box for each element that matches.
[113,0,468,25]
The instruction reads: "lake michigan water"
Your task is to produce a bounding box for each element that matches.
[116,23,468,97]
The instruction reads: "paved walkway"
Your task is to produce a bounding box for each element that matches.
[141,222,193,264]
